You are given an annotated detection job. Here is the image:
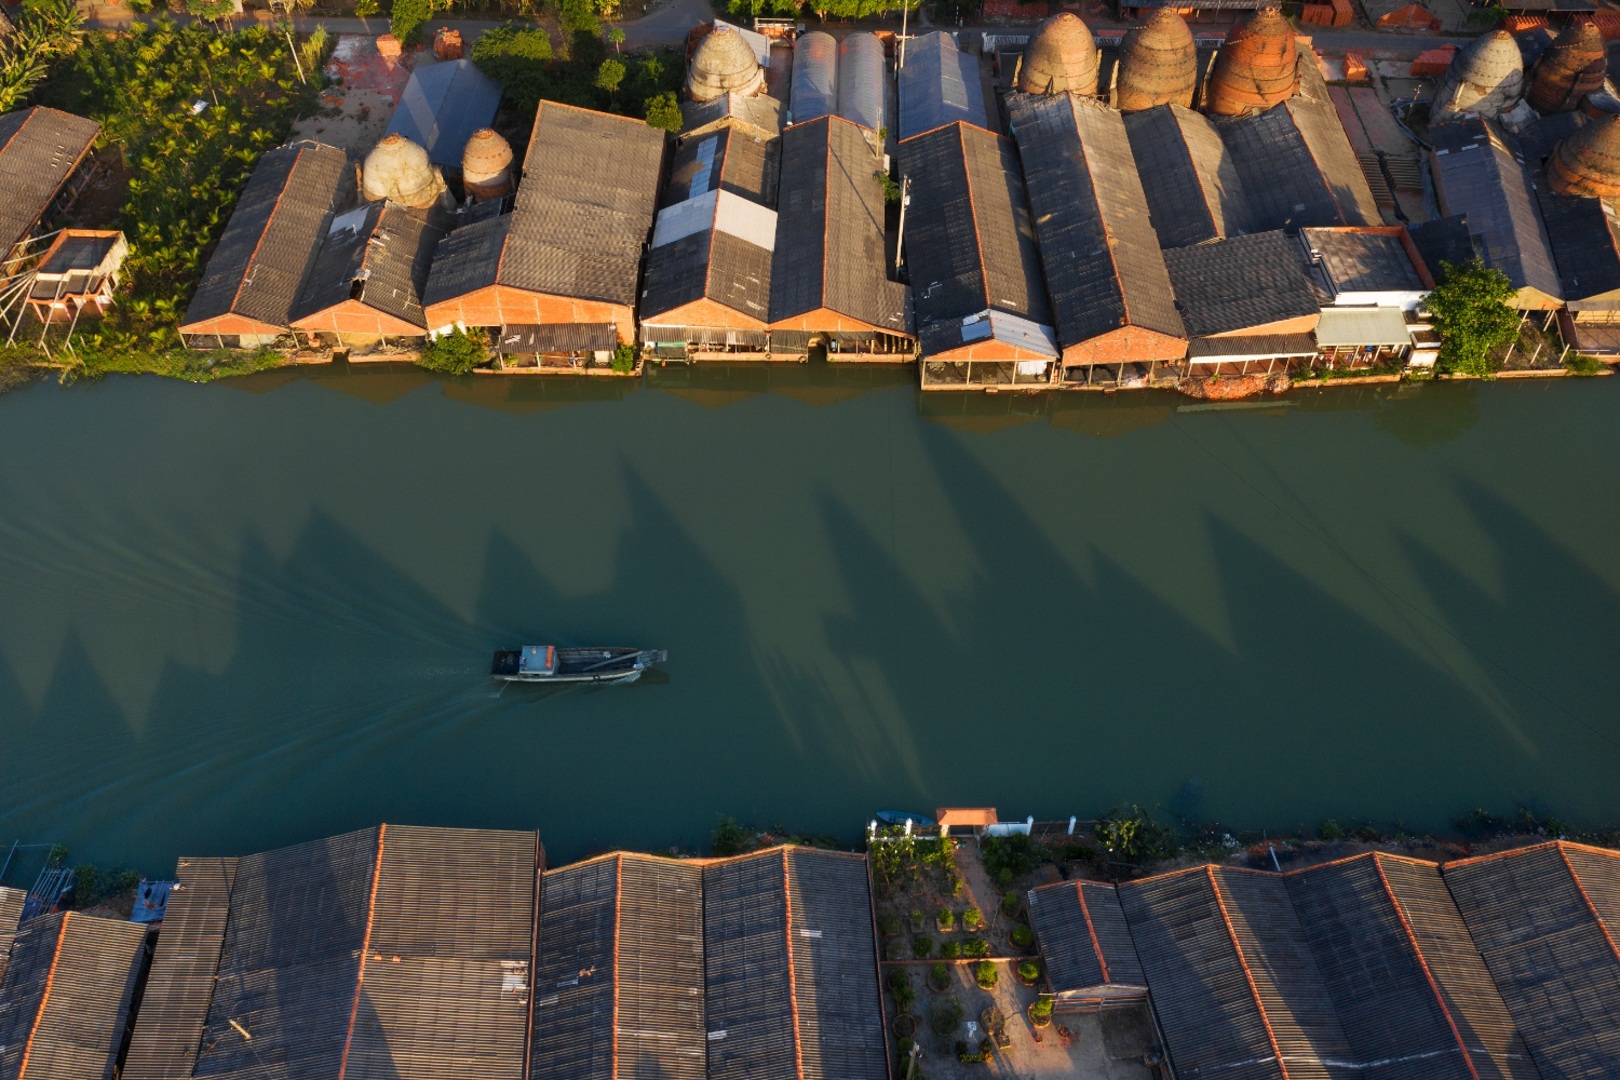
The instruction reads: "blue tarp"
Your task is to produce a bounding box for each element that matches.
[384,59,503,169]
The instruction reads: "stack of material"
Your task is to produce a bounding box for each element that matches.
[1205,8,1299,117]
[1115,9,1198,113]
[1527,21,1606,114]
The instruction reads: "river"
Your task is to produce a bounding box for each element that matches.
[0,365,1615,874]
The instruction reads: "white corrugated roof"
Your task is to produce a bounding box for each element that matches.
[1314,306,1413,347]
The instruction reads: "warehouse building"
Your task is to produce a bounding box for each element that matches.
[897,32,989,141]
[291,202,446,346]
[1298,226,1435,368]
[1025,879,1147,1011]
[0,106,102,269]
[768,115,912,361]
[1163,229,1319,376]
[1445,841,1620,1077]
[901,121,1058,388]
[179,141,354,349]
[0,911,150,1080]
[1125,104,1253,249]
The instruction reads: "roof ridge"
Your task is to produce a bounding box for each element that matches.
[782,847,806,1080]
[1072,880,1112,984]
[1205,865,1292,1080]
[336,823,386,1080]
[1556,843,1620,969]
[14,912,70,1080]
[611,852,623,1080]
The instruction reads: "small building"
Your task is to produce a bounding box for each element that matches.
[0,106,101,269]
[121,825,541,1080]
[935,807,999,835]
[640,190,777,359]
[768,115,912,361]
[180,141,355,349]
[0,912,150,1080]
[1026,880,1147,1012]
[291,201,445,346]
[897,32,989,141]
[1430,119,1563,309]
[1164,229,1321,375]
[423,101,666,369]
[384,58,503,170]
[1008,93,1187,384]
[1298,226,1433,368]
[1125,103,1252,249]
[25,229,127,324]
[902,121,1059,388]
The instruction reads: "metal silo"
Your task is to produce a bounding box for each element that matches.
[837,33,885,134]
[790,31,839,125]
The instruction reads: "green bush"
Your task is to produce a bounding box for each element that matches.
[974,961,997,989]
[962,938,989,958]
[1010,926,1034,949]
[1429,259,1518,376]
[929,961,950,991]
[931,996,963,1037]
[1017,959,1040,983]
[711,815,748,856]
[910,909,925,931]
[644,90,681,133]
[913,935,934,959]
[1319,819,1345,841]
[1028,997,1053,1026]
[887,969,916,1011]
[981,834,1038,882]
[1096,804,1176,863]
[610,343,636,374]
[936,908,955,933]
[1000,892,1021,917]
[418,327,488,374]
[352,0,378,15]
[878,915,902,937]
[962,907,983,931]
[1565,353,1606,375]
[941,941,961,960]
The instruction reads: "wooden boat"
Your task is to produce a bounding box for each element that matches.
[491,645,668,684]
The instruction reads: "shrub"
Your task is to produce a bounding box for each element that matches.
[981,834,1037,882]
[710,815,748,856]
[1352,825,1382,843]
[878,915,902,937]
[1028,997,1053,1026]
[962,907,984,931]
[892,1012,916,1038]
[910,909,925,931]
[974,961,997,989]
[1017,959,1040,984]
[388,0,430,46]
[930,996,963,1037]
[1011,926,1034,949]
[949,869,965,897]
[352,0,378,14]
[936,908,956,933]
[417,327,487,374]
[644,90,681,133]
[955,1038,990,1064]
[912,935,934,959]
[928,961,950,991]
[1428,258,1518,376]
[941,941,961,960]
[1096,804,1176,863]
[887,969,916,1011]
[962,938,989,958]
[1000,892,1021,917]
[1565,353,1606,375]
[610,342,636,373]
[1319,819,1345,841]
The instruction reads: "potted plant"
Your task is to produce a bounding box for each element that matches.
[888,969,916,1013]
[1000,891,1021,918]
[892,1012,916,1039]
[936,908,956,934]
[963,907,984,932]
[1010,925,1035,952]
[1017,959,1040,986]
[962,938,989,958]
[928,961,951,992]
[941,941,962,960]
[879,915,902,937]
[1027,996,1054,1029]
[931,995,963,1037]
[910,908,925,932]
[974,960,998,989]
[913,935,934,959]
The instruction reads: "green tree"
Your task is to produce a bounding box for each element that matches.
[417,327,488,374]
[643,90,680,133]
[595,56,624,101]
[711,815,749,856]
[606,26,624,53]
[353,0,380,15]
[1096,804,1174,863]
[389,0,432,46]
[187,0,240,23]
[610,342,636,372]
[554,0,600,43]
[471,22,553,110]
[1428,259,1519,376]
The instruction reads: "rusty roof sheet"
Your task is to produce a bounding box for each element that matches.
[0,887,22,983]
[664,125,780,209]
[0,106,100,257]
[0,912,149,1080]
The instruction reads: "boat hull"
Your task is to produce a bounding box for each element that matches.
[491,646,667,683]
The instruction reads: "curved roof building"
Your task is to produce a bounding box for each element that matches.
[1527,22,1605,114]
[1017,13,1100,98]
[1116,9,1198,113]
[790,31,839,124]
[1546,114,1620,199]
[1205,8,1298,117]
[362,134,445,209]
[1431,30,1524,123]
[837,33,885,133]
[687,24,764,102]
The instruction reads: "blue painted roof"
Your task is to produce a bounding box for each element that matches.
[384,59,503,168]
[897,33,987,141]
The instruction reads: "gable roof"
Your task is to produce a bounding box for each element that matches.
[1286,853,1540,1080]
[1027,880,1146,995]
[1444,841,1620,1077]
[504,101,666,306]
[897,32,989,141]
[680,93,783,141]
[900,121,1055,358]
[642,191,776,326]
[1216,103,1369,234]
[1430,120,1562,305]
[423,213,509,306]
[1126,104,1251,249]
[664,125,779,209]
[182,141,354,334]
[1007,93,1184,352]
[0,912,149,1080]
[1164,229,1320,336]
[1299,227,1431,296]
[0,106,101,257]
[768,115,910,333]
[1120,865,1356,1080]
[294,202,445,329]
[384,59,502,168]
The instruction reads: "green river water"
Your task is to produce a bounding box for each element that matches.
[0,364,1616,874]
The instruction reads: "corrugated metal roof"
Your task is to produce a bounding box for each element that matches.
[182,141,355,333]
[769,116,910,333]
[664,126,780,209]
[1445,841,1620,1077]
[897,33,988,142]
[385,59,503,168]
[1187,332,1317,359]
[1301,229,1427,295]
[1313,306,1412,346]
[294,202,445,329]
[1120,865,1356,1080]
[422,213,509,308]
[1286,853,1540,1080]
[1007,93,1184,352]
[0,912,149,1080]
[837,34,886,134]
[900,121,1053,358]
[679,93,783,141]
[122,858,238,1080]
[1430,120,1563,302]
[1028,880,1146,995]
[0,106,101,258]
[790,33,839,125]
[494,323,618,353]
[1126,104,1251,249]
[1164,230,1319,336]
[505,101,666,306]
[0,887,22,983]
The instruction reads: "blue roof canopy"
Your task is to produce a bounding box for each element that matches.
[384,59,503,168]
